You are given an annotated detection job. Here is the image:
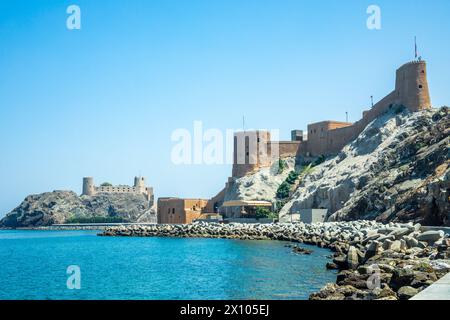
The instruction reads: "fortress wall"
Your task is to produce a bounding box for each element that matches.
[185,199,209,224]
[361,91,398,126]
[325,125,360,154]
[205,187,226,213]
[97,186,138,193]
[319,90,398,155]
[300,61,432,157]
[305,122,328,156]
[278,141,302,158]
[229,60,432,176]
[268,141,302,159]
[306,121,353,156]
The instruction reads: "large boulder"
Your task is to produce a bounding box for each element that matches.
[389,268,415,290]
[364,241,383,262]
[346,246,361,270]
[397,286,419,300]
[417,230,445,243]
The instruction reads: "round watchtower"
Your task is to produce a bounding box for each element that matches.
[82,177,95,196]
[134,176,146,193]
[395,60,431,112]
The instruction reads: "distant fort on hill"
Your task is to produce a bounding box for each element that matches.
[82,176,154,205]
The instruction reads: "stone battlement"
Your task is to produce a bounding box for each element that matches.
[402,59,426,66]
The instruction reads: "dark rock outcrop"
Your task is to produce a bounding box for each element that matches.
[280,107,450,226]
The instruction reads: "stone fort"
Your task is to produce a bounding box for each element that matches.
[231,59,432,178]
[159,59,433,221]
[82,176,154,205]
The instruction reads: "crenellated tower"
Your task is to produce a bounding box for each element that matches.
[134,176,146,193]
[82,177,95,196]
[395,60,431,112]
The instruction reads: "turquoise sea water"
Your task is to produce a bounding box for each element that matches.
[0,230,336,300]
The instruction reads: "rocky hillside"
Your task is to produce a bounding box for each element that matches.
[223,157,296,202]
[0,191,156,228]
[279,106,449,226]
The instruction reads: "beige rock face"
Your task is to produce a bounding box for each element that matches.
[224,157,296,202]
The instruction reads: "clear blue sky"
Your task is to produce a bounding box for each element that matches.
[1,0,449,216]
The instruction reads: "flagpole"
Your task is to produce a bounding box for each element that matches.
[415,36,418,60]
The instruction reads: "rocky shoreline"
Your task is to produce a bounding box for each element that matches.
[100,221,450,300]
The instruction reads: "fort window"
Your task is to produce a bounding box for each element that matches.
[419,85,423,89]
[172,208,175,214]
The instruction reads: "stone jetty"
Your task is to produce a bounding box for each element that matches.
[100,221,450,300]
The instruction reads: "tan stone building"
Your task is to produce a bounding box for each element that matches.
[157,198,210,224]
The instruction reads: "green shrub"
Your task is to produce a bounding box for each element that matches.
[414,141,427,151]
[277,159,287,174]
[100,182,113,187]
[301,164,314,175]
[313,155,326,166]
[394,105,406,114]
[276,181,291,199]
[267,212,279,220]
[286,171,300,184]
[254,207,277,219]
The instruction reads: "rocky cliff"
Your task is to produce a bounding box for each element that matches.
[0,191,156,228]
[279,106,449,226]
[223,157,296,202]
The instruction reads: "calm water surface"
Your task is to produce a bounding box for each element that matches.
[0,230,336,299]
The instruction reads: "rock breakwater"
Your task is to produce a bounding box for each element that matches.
[100,221,450,300]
